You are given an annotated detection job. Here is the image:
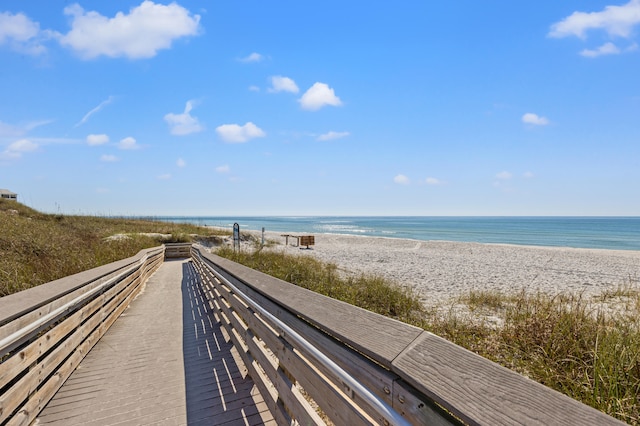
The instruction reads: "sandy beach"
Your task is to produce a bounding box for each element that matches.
[234,230,640,307]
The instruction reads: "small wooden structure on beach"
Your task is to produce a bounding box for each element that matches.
[281,234,315,248]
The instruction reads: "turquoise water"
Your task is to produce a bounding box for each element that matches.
[156,216,640,251]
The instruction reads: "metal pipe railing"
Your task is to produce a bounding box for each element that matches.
[0,251,157,356]
[195,250,412,426]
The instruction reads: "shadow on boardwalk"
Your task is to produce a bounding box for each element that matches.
[35,260,273,425]
[181,261,273,425]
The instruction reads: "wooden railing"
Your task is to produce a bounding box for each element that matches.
[0,243,626,425]
[0,246,164,426]
[190,245,624,425]
[164,242,192,259]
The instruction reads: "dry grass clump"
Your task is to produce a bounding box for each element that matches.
[0,200,227,296]
[216,245,640,424]
[426,287,640,424]
[215,246,425,323]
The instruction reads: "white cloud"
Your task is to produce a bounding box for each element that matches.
[216,165,230,173]
[495,171,512,180]
[0,121,25,138]
[580,41,638,57]
[177,158,186,167]
[317,131,350,141]
[248,85,260,92]
[394,174,410,185]
[87,133,109,146]
[268,76,299,93]
[10,139,38,152]
[164,100,204,135]
[299,82,342,111]
[75,96,114,127]
[0,11,48,55]
[59,1,200,59]
[216,122,265,143]
[118,136,139,150]
[523,171,535,178]
[549,0,640,39]
[157,173,171,180]
[522,113,550,126]
[1,139,39,159]
[0,119,54,138]
[580,41,621,57]
[100,154,118,162]
[425,177,443,185]
[238,52,264,63]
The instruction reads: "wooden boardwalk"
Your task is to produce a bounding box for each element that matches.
[35,259,275,426]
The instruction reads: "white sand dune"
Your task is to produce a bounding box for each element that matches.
[245,231,640,307]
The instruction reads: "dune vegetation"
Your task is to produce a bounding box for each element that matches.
[0,200,227,296]
[2,201,637,422]
[217,245,640,424]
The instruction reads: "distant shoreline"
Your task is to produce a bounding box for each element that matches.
[237,229,640,308]
[163,216,640,251]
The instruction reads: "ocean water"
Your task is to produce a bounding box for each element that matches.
[157,216,640,251]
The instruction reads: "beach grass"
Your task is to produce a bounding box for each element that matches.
[2,200,638,422]
[215,246,425,323]
[216,245,640,424]
[0,200,228,296]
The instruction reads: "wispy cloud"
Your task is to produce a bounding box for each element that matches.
[268,76,299,93]
[118,136,140,150]
[495,171,513,180]
[216,165,230,173]
[216,122,265,143]
[100,154,118,162]
[0,119,53,138]
[522,112,549,126]
[317,131,350,141]
[238,52,264,63]
[580,41,638,57]
[299,83,342,111]
[59,2,201,59]
[75,96,114,127]
[177,158,186,167]
[425,177,443,185]
[157,173,172,180]
[394,174,410,185]
[87,134,109,146]
[164,100,204,135]
[0,139,38,160]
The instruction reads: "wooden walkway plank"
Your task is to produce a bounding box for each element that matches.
[36,259,275,426]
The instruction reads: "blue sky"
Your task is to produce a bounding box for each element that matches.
[1,1,639,216]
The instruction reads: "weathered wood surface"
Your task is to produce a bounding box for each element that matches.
[35,259,275,426]
[0,248,158,331]
[1,248,163,425]
[194,249,424,366]
[164,242,192,259]
[193,247,625,426]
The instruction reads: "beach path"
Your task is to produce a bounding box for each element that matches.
[35,259,275,426]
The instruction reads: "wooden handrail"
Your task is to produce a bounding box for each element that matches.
[0,243,626,425]
[190,245,624,425]
[0,246,164,425]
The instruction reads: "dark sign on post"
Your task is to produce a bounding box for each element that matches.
[233,222,240,252]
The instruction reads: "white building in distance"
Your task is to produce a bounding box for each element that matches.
[0,189,18,201]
